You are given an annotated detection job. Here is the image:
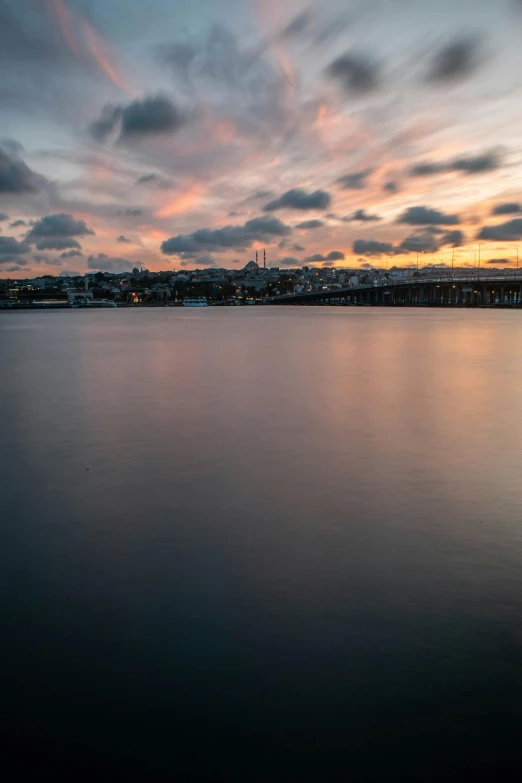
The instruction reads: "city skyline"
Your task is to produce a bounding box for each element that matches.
[3,0,522,276]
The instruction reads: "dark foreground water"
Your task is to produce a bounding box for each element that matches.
[2,307,522,781]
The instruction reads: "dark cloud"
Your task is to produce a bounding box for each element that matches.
[478,218,522,240]
[281,11,311,40]
[397,206,460,226]
[135,173,172,189]
[348,209,381,222]
[27,213,94,240]
[398,228,464,254]
[399,234,439,253]
[0,143,39,193]
[279,256,301,266]
[9,219,26,227]
[0,212,9,221]
[1,264,28,271]
[87,254,134,272]
[439,230,464,247]
[264,189,331,212]
[384,181,399,194]
[117,235,131,243]
[0,236,31,256]
[60,249,83,259]
[492,202,522,215]
[327,52,379,93]
[91,95,185,143]
[410,151,500,178]
[428,37,480,83]
[291,244,304,252]
[296,219,324,229]
[305,254,328,263]
[304,250,345,262]
[125,208,143,216]
[410,162,444,177]
[120,95,185,140]
[161,216,291,254]
[353,239,397,256]
[487,258,510,265]
[336,169,372,190]
[35,237,82,251]
[450,152,499,174]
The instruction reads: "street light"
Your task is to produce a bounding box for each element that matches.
[514,246,519,270]
[452,245,459,271]
[478,242,485,275]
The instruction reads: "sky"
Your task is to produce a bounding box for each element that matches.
[3,0,522,276]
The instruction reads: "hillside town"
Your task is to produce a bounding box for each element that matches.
[0,257,516,308]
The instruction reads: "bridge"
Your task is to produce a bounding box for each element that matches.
[267,273,522,307]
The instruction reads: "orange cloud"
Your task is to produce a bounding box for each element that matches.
[82,21,135,96]
[48,0,134,95]
[155,185,206,218]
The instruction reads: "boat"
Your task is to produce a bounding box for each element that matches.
[183,297,208,307]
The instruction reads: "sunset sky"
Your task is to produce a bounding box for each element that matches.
[3,0,522,275]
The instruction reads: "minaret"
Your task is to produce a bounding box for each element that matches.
[263,249,266,269]
[256,250,258,267]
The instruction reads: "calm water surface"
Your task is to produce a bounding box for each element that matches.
[2,307,522,780]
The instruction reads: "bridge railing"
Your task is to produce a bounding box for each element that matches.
[268,274,522,300]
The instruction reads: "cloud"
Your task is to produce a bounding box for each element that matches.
[492,202,522,215]
[33,255,62,267]
[87,254,134,272]
[439,230,464,247]
[117,235,131,243]
[161,216,291,255]
[428,37,480,83]
[125,208,143,216]
[136,173,172,190]
[399,234,440,253]
[27,213,95,240]
[0,143,39,193]
[327,52,379,93]
[120,95,185,140]
[0,212,10,221]
[264,189,331,212]
[398,228,464,254]
[410,151,500,178]
[296,219,324,229]
[451,152,499,174]
[180,255,215,267]
[279,256,301,266]
[397,206,460,226]
[89,104,123,142]
[353,239,397,256]
[384,181,399,194]
[291,244,304,252]
[35,237,82,250]
[9,219,26,227]
[348,209,381,222]
[478,218,522,240]
[487,258,510,265]
[60,249,83,258]
[304,250,345,262]
[0,236,31,256]
[336,169,372,190]
[136,173,162,185]
[91,95,185,143]
[281,11,311,40]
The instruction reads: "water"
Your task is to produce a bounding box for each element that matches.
[2,307,522,780]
